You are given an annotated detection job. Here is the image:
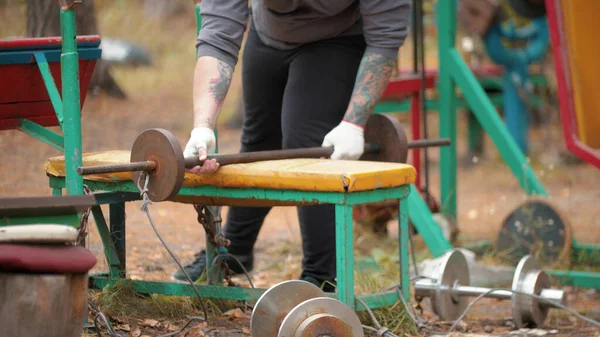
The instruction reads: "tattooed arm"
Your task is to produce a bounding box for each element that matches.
[342,52,395,127]
[192,56,233,130]
[322,0,410,160]
[184,0,248,173]
[322,52,395,160]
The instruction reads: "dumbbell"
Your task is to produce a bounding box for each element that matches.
[77,113,450,202]
[414,249,567,328]
[250,280,364,337]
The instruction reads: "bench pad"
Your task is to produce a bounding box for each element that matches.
[0,244,96,274]
[45,150,416,193]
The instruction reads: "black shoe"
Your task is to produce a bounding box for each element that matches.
[171,249,254,283]
[301,275,337,293]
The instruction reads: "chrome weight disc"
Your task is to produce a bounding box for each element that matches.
[511,256,550,328]
[250,280,326,337]
[278,297,364,337]
[430,249,470,320]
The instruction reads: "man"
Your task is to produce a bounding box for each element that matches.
[172,0,411,291]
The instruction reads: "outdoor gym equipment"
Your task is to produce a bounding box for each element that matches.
[250,280,364,337]
[546,0,600,169]
[415,249,566,328]
[483,12,550,155]
[30,1,430,315]
[76,113,451,202]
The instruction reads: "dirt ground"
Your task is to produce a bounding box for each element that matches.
[1,2,599,336]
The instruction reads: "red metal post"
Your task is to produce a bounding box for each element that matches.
[410,92,422,192]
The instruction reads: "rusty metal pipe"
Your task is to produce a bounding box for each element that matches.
[407,138,451,149]
[77,161,156,175]
[77,138,450,176]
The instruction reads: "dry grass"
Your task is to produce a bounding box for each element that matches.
[92,281,203,320]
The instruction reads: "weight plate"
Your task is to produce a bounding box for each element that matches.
[278,297,364,337]
[511,255,550,328]
[361,113,409,163]
[131,128,185,202]
[250,280,326,337]
[496,199,572,265]
[431,249,470,321]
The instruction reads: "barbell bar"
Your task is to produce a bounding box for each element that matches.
[77,138,450,176]
[76,114,451,202]
[414,249,567,328]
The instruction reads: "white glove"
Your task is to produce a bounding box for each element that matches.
[322,121,365,160]
[183,127,216,160]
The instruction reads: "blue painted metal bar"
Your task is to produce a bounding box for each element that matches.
[91,206,122,279]
[449,49,547,196]
[399,197,410,300]
[407,185,452,257]
[335,204,356,309]
[0,48,101,65]
[18,119,64,151]
[34,52,64,127]
[48,176,411,206]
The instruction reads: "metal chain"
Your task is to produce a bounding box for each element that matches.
[194,205,236,286]
[75,185,93,246]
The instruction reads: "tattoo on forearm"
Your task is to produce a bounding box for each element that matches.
[344,52,395,127]
[208,61,233,111]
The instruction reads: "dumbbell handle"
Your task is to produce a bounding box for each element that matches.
[414,279,565,308]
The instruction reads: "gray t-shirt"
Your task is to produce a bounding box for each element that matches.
[196,0,411,68]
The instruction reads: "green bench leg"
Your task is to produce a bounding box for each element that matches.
[399,197,410,301]
[335,204,355,309]
[110,203,127,278]
[91,206,122,279]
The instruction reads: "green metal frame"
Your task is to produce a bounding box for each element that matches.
[23,1,413,315]
[436,0,600,289]
[49,176,413,310]
[0,5,85,229]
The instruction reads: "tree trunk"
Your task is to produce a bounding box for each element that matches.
[0,273,89,337]
[26,0,126,99]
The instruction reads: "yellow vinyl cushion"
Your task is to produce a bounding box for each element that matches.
[45,150,416,193]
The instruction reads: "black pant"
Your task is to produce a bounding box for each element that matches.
[220,23,366,282]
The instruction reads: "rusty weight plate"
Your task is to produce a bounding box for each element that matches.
[360,113,409,163]
[130,129,185,202]
[496,198,572,265]
[250,280,326,337]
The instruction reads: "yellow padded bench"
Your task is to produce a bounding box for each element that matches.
[44,149,417,309]
[45,150,416,206]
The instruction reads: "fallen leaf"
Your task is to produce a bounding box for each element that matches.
[131,328,141,337]
[223,308,245,319]
[242,327,250,334]
[165,323,179,332]
[116,324,131,332]
[185,326,206,337]
[139,319,159,327]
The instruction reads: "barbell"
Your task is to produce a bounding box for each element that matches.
[77,113,450,202]
[250,280,364,337]
[414,249,567,328]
